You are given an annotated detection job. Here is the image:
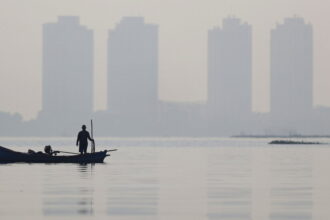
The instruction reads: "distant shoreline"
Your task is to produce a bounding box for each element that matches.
[232,135,330,138]
[268,140,324,145]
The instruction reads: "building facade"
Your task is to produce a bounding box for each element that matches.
[42,16,93,122]
[208,17,252,120]
[107,17,158,117]
[271,17,313,120]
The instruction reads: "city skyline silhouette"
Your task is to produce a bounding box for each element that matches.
[0,15,329,136]
[1,0,330,121]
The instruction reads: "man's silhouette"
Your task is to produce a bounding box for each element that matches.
[76,125,94,154]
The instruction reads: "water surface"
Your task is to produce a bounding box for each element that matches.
[1,138,330,220]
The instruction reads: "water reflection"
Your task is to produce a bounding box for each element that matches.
[207,148,252,219]
[1,140,328,220]
[42,164,94,216]
[269,148,313,220]
[106,150,159,217]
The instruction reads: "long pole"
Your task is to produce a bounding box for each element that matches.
[57,150,80,155]
[91,119,93,138]
[91,119,95,153]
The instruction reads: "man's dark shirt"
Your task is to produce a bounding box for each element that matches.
[76,130,92,147]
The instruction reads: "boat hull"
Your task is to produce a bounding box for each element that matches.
[0,146,109,164]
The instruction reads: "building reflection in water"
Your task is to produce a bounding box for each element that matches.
[42,164,94,216]
[106,149,158,218]
[269,148,313,220]
[207,148,252,220]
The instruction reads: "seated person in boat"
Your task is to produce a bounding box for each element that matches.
[44,145,59,155]
[76,125,94,154]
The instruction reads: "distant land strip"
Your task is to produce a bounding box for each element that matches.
[232,135,330,138]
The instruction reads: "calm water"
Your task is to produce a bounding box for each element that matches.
[1,137,330,220]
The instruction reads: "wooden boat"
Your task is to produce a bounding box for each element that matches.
[0,146,110,163]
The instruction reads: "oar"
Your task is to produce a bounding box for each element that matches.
[56,150,80,155]
[58,149,117,154]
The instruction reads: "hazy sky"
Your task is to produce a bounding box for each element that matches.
[0,0,329,120]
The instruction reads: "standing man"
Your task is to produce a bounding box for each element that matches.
[76,125,94,154]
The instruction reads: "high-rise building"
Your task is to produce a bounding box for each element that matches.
[42,16,93,121]
[208,17,252,119]
[271,17,313,120]
[107,17,158,116]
